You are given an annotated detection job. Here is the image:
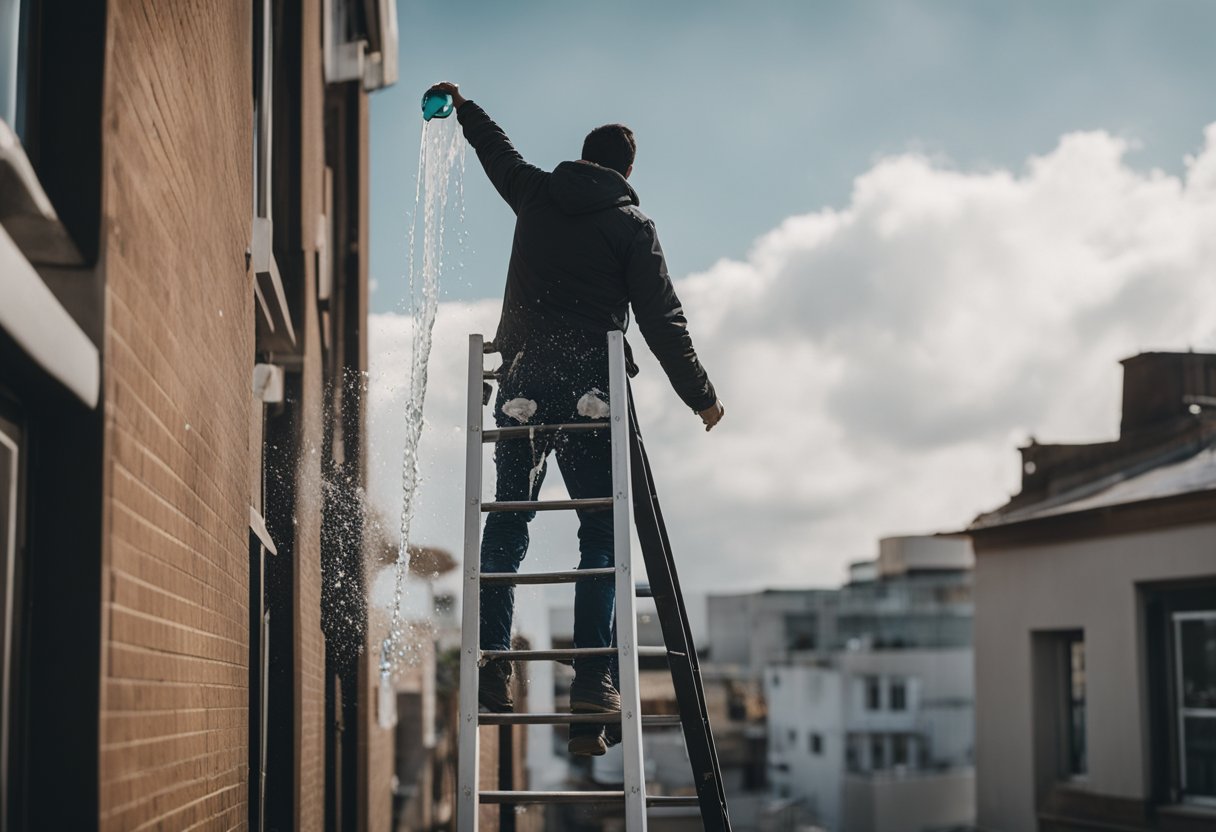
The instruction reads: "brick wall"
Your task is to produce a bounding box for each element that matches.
[88,3,388,829]
[296,265,327,832]
[98,2,253,829]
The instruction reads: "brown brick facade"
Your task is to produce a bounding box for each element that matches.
[0,0,397,827]
[98,2,254,828]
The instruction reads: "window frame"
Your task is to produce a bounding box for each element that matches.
[0,0,33,139]
[864,676,881,711]
[1063,632,1087,778]
[0,401,25,827]
[1172,610,1216,807]
[869,734,886,771]
[892,733,909,768]
[890,678,907,712]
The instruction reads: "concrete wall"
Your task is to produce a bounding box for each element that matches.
[839,648,974,766]
[972,521,1216,832]
[708,591,832,675]
[843,769,975,832]
[765,665,845,830]
[97,2,254,828]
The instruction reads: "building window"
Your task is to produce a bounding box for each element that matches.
[253,0,273,221]
[810,733,823,755]
[0,0,33,138]
[890,679,907,711]
[870,734,886,771]
[865,676,881,710]
[786,613,817,652]
[1065,633,1087,777]
[1174,611,1216,803]
[845,735,860,772]
[893,734,909,767]
[1032,629,1088,784]
[0,405,24,823]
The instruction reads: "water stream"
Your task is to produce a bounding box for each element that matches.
[384,117,466,670]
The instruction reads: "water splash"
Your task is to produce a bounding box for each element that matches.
[384,118,466,669]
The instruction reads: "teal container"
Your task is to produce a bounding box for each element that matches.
[422,90,454,121]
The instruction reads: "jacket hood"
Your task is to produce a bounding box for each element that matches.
[548,161,639,215]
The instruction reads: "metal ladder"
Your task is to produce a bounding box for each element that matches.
[456,331,732,832]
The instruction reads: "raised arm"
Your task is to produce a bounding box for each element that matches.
[625,220,724,430]
[428,82,546,214]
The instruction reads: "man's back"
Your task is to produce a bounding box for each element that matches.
[455,98,719,415]
[510,160,646,339]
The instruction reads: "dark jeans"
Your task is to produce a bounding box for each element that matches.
[479,338,617,672]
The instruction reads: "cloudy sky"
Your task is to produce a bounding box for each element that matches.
[365,1,1216,619]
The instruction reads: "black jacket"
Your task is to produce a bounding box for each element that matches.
[457,101,717,413]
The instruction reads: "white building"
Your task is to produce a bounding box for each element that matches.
[757,535,976,832]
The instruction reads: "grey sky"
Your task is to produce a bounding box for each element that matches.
[370,0,1216,312]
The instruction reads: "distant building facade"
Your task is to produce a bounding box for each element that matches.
[968,352,1216,832]
[758,535,975,832]
[0,2,400,829]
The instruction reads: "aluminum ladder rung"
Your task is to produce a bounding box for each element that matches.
[481,497,612,513]
[478,712,683,727]
[480,790,622,805]
[483,421,608,442]
[478,792,701,807]
[636,582,652,598]
[648,796,702,808]
[481,646,669,662]
[479,568,614,585]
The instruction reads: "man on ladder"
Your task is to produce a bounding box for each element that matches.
[428,82,724,756]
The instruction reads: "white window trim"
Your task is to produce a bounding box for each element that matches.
[249,505,277,556]
[0,422,19,824]
[250,0,295,349]
[0,119,81,266]
[322,0,366,84]
[1173,610,1216,807]
[0,224,98,407]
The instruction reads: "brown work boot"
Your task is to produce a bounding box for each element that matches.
[567,663,620,757]
[478,660,514,713]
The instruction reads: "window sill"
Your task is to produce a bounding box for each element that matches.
[251,217,297,351]
[0,225,99,407]
[0,119,82,267]
[1157,803,1216,818]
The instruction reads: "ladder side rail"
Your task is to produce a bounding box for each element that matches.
[627,392,733,832]
[608,331,647,831]
[457,334,485,832]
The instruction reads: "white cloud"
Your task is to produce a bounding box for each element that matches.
[368,124,1216,609]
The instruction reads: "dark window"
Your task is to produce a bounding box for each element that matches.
[890,679,907,711]
[810,733,823,755]
[1032,629,1088,786]
[0,407,24,824]
[786,613,818,652]
[893,734,909,767]
[870,734,886,770]
[845,735,860,772]
[1174,612,1216,802]
[865,676,881,710]
[1065,633,1087,777]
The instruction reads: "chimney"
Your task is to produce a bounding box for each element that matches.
[1119,352,1216,436]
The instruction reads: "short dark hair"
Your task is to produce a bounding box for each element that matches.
[581,124,636,177]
